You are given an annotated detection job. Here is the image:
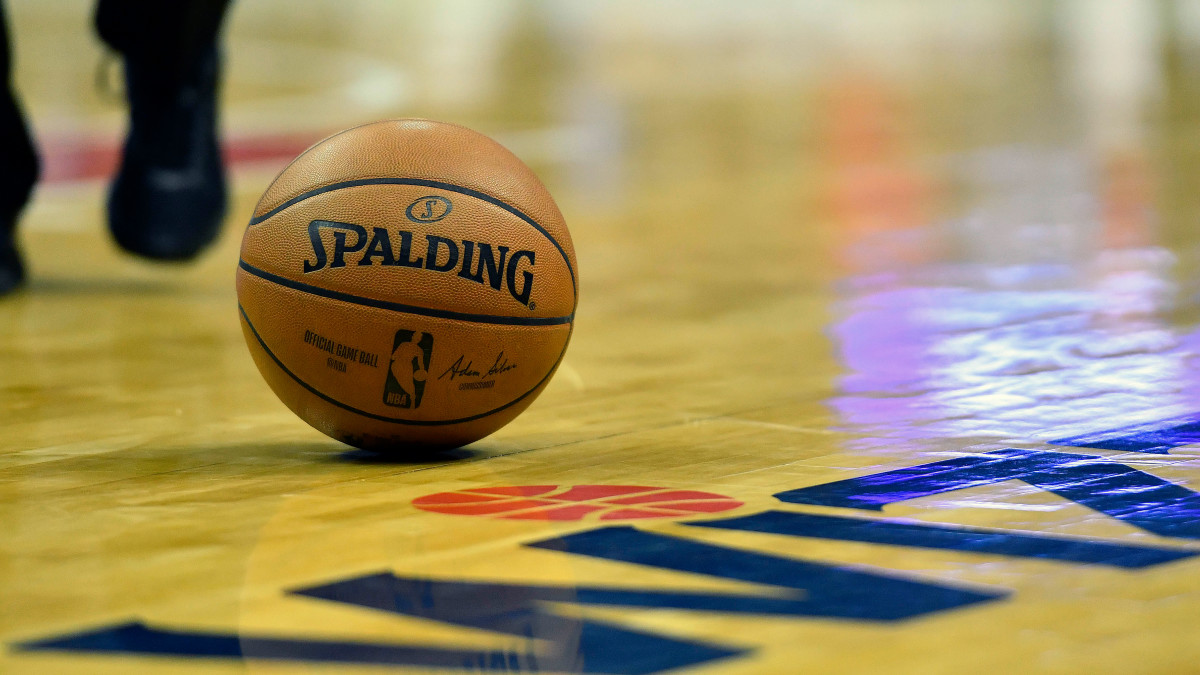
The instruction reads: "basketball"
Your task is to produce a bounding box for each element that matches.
[235,119,577,451]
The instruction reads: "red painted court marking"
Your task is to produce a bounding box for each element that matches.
[604,490,733,505]
[467,486,557,497]
[38,133,326,185]
[600,507,686,520]
[651,500,745,513]
[410,492,499,505]
[504,504,606,521]
[552,485,657,502]
[413,485,744,522]
[418,499,556,516]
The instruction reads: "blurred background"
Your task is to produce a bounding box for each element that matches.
[10,0,1200,452]
[12,1,1200,222]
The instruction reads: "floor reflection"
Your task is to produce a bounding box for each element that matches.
[830,142,1200,450]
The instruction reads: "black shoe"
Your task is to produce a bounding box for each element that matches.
[108,46,227,260]
[0,96,38,296]
[0,222,24,295]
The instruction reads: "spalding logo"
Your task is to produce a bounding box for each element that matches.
[406,195,452,223]
[303,220,536,306]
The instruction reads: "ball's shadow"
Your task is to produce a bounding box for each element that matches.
[335,445,484,465]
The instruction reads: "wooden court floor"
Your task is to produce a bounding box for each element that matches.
[4,2,1200,673]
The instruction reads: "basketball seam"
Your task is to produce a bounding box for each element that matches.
[250,119,503,219]
[239,304,572,427]
[245,177,577,301]
[238,260,573,327]
[247,120,387,218]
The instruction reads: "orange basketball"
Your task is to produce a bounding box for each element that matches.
[236,119,577,451]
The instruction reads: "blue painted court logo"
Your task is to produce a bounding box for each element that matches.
[406,195,452,223]
[14,417,1200,673]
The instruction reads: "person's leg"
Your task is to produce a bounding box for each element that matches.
[0,0,40,294]
[95,0,232,260]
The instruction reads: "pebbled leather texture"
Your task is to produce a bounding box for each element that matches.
[237,119,577,452]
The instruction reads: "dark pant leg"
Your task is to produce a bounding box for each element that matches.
[94,0,232,84]
[95,0,231,260]
[0,0,39,219]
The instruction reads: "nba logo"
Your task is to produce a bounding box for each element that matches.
[383,330,434,408]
